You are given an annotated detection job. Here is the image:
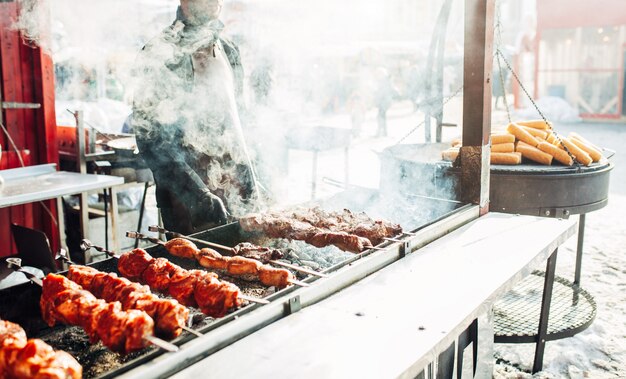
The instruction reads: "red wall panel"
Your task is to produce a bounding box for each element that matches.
[0,1,58,257]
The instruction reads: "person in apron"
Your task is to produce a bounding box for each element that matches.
[132,0,259,234]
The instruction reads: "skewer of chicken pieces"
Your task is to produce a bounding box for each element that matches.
[0,319,82,379]
[41,273,177,355]
[66,265,193,339]
[79,242,269,317]
[147,225,327,278]
[443,120,604,166]
[55,249,199,339]
[115,247,272,317]
[7,257,178,355]
[156,236,308,288]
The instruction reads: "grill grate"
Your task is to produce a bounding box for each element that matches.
[494,271,596,343]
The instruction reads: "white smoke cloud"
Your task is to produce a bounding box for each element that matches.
[12,0,52,52]
[10,0,470,218]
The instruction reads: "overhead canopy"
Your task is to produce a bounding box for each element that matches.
[538,0,626,29]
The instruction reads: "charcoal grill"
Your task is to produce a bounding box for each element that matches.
[0,190,476,379]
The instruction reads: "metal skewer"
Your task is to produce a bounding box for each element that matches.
[147,225,326,279]
[383,237,403,243]
[129,231,309,289]
[80,239,119,259]
[6,257,43,286]
[144,335,180,351]
[83,239,270,305]
[53,250,204,338]
[5,258,179,353]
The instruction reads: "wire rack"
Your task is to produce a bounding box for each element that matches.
[494,271,597,343]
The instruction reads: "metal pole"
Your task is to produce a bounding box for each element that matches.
[533,248,558,373]
[135,182,150,249]
[75,111,90,262]
[311,151,318,199]
[461,0,495,213]
[574,213,585,287]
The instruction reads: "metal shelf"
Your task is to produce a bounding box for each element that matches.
[494,271,596,343]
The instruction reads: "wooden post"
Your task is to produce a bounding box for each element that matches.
[461,0,495,214]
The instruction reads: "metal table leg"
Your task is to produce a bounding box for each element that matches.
[135,182,150,249]
[311,150,318,199]
[457,319,478,379]
[109,186,119,254]
[56,197,67,253]
[344,146,350,189]
[574,214,586,287]
[533,248,558,373]
[79,192,90,262]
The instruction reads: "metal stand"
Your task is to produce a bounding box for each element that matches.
[134,181,151,249]
[433,318,479,379]
[494,220,597,373]
[533,249,557,373]
[285,126,351,200]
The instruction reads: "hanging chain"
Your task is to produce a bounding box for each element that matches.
[496,48,580,168]
[496,52,512,124]
[395,84,464,145]
[494,2,512,124]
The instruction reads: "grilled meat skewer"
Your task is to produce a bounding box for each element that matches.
[289,207,403,246]
[6,257,178,354]
[67,265,189,339]
[118,249,250,318]
[239,213,373,253]
[163,238,299,288]
[0,320,82,379]
[146,226,325,278]
[239,207,403,252]
[41,274,156,354]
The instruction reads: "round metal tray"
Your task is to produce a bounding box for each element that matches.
[494,271,597,343]
[490,161,613,217]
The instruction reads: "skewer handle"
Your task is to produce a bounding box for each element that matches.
[126,231,166,246]
[238,294,270,304]
[54,249,76,265]
[6,258,43,287]
[81,239,119,259]
[182,326,203,338]
[144,335,179,352]
[288,279,310,287]
[269,260,327,278]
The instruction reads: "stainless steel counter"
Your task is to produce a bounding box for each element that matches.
[169,213,577,379]
[0,164,124,256]
[0,164,123,207]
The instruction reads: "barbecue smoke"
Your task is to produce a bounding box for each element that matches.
[12,0,52,52]
[12,0,468,224]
